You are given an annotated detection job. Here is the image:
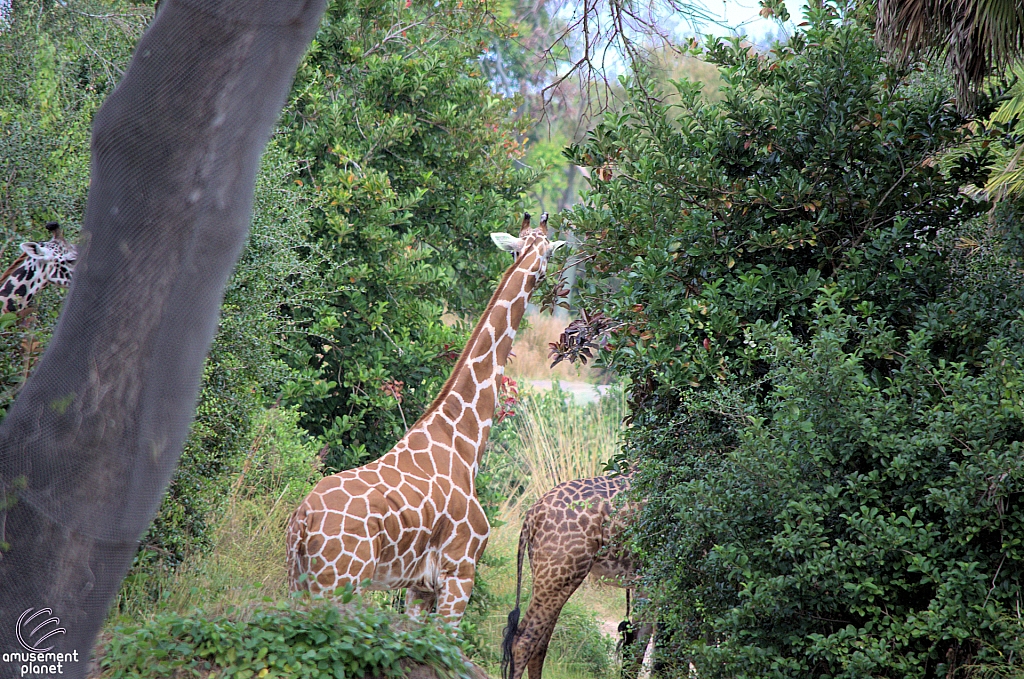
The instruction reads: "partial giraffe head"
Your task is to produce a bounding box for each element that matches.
[0,222,78,314]
[490,212,565,289]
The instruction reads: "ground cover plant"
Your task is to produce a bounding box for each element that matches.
[98,601,477,679]
[565,1,1024,676]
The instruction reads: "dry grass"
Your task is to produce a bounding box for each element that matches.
[114,492,298,623]
[495,386,626,521]
[507,312,612,383]
[476,387,630,678]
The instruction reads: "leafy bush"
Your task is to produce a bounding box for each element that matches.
[634,304,1024,678]
[277,0,538,470]
[565,2,1024,676]
[98,600,478,678]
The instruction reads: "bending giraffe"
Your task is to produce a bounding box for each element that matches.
[0,222,78,315]
[287,213,564,624]
[501,474,653,679]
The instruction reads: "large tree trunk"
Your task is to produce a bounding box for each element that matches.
[0,1,325,676]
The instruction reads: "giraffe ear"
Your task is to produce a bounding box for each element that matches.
[549,240,567,253]
[491,232,522,255]
[20,242,49,260]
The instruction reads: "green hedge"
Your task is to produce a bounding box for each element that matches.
[99,599,478,679]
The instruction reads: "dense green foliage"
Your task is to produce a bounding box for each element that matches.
[99,600,475,678]
[567,3,1024,676]
[0,2,315,572]
[278,0,537,470]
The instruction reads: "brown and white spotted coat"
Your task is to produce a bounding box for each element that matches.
[502,474,640,679]
[286,213,564,625]
[0,222,77,315]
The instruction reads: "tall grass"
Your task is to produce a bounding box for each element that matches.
[495,384,626,521]
[476,386,628,678]
[113,407,321,623]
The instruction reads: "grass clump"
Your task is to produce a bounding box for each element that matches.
[97,600,481,679]
[545,605,616,677]
[115,406,322,622]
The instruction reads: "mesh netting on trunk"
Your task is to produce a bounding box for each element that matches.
[0,1,325,676]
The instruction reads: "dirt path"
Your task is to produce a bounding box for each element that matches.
[600,617,620,638]
[528,379,613,405]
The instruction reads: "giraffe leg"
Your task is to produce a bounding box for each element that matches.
[405,587,437,617]
[434,561,477,625]
[525,633,551,679]
[511,559,590,679]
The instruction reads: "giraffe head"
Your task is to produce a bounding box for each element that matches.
[490,212,565,289]
[18,222,78,288]
[0,223,78,315]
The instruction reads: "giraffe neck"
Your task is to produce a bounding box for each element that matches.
[411,249,541,471]
[0,260,47,315]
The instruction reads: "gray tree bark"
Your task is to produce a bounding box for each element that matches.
[0,1,325,676]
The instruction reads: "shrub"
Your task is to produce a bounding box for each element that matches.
[98,600,479,678]
[632,304,1024,678]
[565,1,1024,676]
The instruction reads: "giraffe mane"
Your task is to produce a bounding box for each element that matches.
[409,247,534,430]
[0,252,29,286]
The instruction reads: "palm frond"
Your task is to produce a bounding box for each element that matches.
[985,143,1024,199]
[990,65,1024,122]
[990,90,1024,122]
[876,0,1024,111]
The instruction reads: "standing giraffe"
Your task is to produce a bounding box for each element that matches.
[287,213,565,624]
[0,222,78,315]
[501,474,651,679]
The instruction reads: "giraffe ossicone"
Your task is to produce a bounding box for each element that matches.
[287,212,564,625]
[0,222,78,315]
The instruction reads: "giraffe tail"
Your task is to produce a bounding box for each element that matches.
[501,519,529,679]
[286,503,310,593]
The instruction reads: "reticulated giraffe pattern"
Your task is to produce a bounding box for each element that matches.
[502,474,640,679]
[287,213,564,625]
[0,222,77,315]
